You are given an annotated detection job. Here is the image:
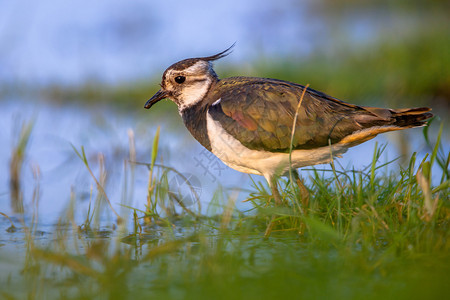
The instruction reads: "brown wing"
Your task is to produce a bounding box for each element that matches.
[208,77,430,152]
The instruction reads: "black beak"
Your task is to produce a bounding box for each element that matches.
[144,89,168,109]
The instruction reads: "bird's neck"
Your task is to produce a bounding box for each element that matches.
[180,100,212,152]
[178,78,222,151]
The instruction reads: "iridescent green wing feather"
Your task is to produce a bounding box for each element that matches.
[208,77,372,153]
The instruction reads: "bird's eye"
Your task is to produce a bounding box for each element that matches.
[175,76,186,84]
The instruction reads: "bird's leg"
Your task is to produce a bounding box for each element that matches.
[264,175,282,237]
[292,169,309,212]
[268,176,282,206]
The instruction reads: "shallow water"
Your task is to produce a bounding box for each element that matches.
[0,98,448,299]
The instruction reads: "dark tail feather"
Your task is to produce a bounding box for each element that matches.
[340,107,433,147]
[391,107,433,128]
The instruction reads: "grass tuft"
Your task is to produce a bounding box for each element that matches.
[1,123,448,300]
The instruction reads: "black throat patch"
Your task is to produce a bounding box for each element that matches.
[181,102,212,152]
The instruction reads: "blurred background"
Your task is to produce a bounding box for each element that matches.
[0,0,448,109]
[0,0,448,218]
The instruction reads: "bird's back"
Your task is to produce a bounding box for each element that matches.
[207,76,432,153]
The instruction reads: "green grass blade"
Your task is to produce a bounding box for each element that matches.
[151,126,161,171]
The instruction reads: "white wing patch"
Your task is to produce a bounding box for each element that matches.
[212,98,221,106]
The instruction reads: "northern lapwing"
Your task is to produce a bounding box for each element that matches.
[144,45,433,205]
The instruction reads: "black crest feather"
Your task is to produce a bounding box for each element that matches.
[164,43,236,72]
[201,43,235,62]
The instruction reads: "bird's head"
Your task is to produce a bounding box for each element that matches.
[144,44,234,112]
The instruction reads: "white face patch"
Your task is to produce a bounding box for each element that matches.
[164,60,214,112]
[177,77,212,112]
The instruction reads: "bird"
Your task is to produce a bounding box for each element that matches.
[144,45,433,206]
